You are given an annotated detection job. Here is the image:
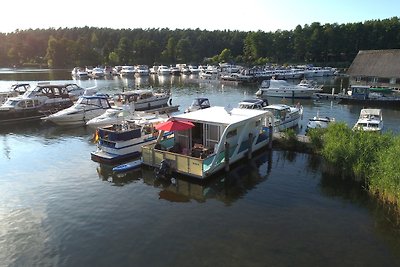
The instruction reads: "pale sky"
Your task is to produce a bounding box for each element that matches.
[1,0,399,33]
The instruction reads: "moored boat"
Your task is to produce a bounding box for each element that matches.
[113,89,171,111]
[91,119,171,164]
[0,83,31,104]
[255,79,322,98]
[0,83,75,125]
[306,112,335,132]
[353,108,383,132]
[42,95,112,126]
[141,106,274,180]
[263,104,303,132]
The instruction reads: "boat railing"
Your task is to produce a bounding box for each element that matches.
[141,137,238,178]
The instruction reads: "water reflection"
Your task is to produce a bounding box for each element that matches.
[149,152,272,204]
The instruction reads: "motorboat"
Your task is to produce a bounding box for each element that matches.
[135,65,150,76]
[120,66,136,76]
[86,105,168,128]
[255,79,322,98]
[237,99,269,110]
[157,65,170,75]
[353,108,383,132]
[90,67,105,78]
[0,83,31,104]
[42,95,112,126]
[71,67,89,79]
[306,113,335,131]
[91,119,171,164]
[0,83,74,124]
[263,104,303,132]
[184,97,211,113]
[113,89,171,111]
[65,83,97,101]
[141,106,274,179]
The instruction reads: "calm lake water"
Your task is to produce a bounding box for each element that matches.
[1,69,400,267]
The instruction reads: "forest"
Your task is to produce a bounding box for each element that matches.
[0,16,399,69]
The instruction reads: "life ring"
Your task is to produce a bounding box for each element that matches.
[168,98,172,106]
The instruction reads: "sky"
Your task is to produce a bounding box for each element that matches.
[1,0,399,33]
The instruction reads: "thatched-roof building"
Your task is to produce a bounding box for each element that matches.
[347,49,400,88]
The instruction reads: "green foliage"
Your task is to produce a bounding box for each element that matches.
[319,122,400,206]
[1,17,399,67]
[370,136,400,203]
[307,127,325,151]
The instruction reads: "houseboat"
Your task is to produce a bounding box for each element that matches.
[141,106,274,180]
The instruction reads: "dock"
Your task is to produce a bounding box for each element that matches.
[313,92,344,100]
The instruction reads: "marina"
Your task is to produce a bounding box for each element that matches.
[1,69,400,266]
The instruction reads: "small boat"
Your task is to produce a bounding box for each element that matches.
[184,97,211,113]
[112,159,142,173]
[0,83,75,125]
[255,79,322,98]
[263,104,303,132]
[353,108,383,132]
[141,106,274,180]
[306,113,335,131]
[91,120,171,164]
[113,89,171,111]
[43,95,112,126]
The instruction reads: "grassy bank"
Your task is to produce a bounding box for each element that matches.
[307,123,400,207]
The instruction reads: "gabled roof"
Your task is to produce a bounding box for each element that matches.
[347,49,400,78]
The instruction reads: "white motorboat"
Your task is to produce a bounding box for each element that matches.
[90,67,105,78]
[71,67,89,79]
[86,105,168,128]
[141,106,274,179]
[43,95,112,126]
[263,104,303,132]
[113,89,171,111]
[120,66,136,76]
[157,65,170,75]
[306,113,335,131]
[353,108,383,132]
[255,79,322,98]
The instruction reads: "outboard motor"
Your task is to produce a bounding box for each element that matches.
[156,159,170,180]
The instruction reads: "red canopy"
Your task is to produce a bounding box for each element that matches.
[155,120,195,131]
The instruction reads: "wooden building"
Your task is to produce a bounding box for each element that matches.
[347,49,400,89]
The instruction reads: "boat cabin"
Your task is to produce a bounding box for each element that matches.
[238,99,268,109]
[185,97,211,113]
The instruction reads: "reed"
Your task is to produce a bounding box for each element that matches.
[315,123,399,207]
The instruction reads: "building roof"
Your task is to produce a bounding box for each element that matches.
[347,49,400,78]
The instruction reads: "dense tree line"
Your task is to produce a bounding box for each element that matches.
[1,17,399,68]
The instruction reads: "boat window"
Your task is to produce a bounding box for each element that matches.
[226,129,237,138]
[255,120,261,127]
[26,100,34,108]
[17,101,25,108]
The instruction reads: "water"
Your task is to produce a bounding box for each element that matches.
[1,69,400,267]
